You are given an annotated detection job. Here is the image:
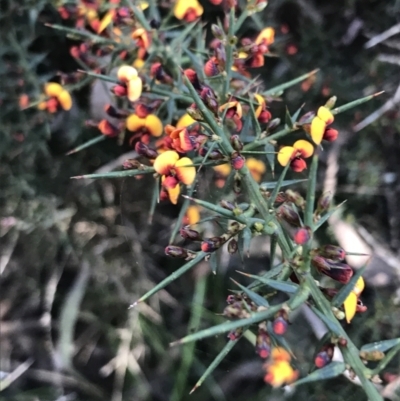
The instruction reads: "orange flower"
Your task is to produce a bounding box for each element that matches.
[184,205,201,225]
[246,158,266,182]
[343,276,365,323]
[154,151,196,204]
[38,82,72,113]
[176,113,196,129]
[264,347,298,388]
[126,114,163,137]
[310,106,335,145]
[277,140,314,172]
[255,27,275,47]
[116,65,142,102]
[174,0,203,22]
[132,28,151,59]
[219,100,243,131]
[213,163,231,188]
[254,94,272,124]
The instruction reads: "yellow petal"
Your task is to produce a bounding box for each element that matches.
[255,27,275,46]
[317,106,334,125]
[97,10,113,33]
[44,82,64,97]
[277,146,296,167]
[213,163,231,177]
[167,184,180,205]
[144,114,163,137]
[254,93,265,118]
[354,276,365,296]
[139,1,149,10]
[174,0,199,19]
[344,291,358,323]
[186,205,200,225]
[133,58,145,70]
[271,347,291,362]
[266,361,295,387]
[174,157,196,185]
[154,151,180,175]
[117,65,138,82]
[293,139,314,158]
[310,116,326,145]
[58,90,72,111]
[126,114,145,132]
[127,76,143,102]
[176,113,196,129]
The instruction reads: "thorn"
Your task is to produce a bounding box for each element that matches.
[189,384,200,394]
[128,301,138,309]
[235,270,251,277]
[372,91,385,97]
[169,340,180,347]
[70,175,83,179]
[66,148,77,156]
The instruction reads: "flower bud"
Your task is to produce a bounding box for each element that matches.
[233,173,242,194]
[135,142,158,159]
[211,24,224,39]
[201,237,223,252]
[98,120,119,137]
[228,238,238,254]
[199,147,225,160]
[277,203,301,227]
[204,57,220,77]
[293,226,311,245]
[180,226,201,241]
[316,191,333,214]
[112,84,128,97]
[104,104,127,119]
[256,329,271,359]
[359,350,385,362]
[298,111,315,125]
[228,327,243,341]
[285,189,305,209]
[165,245,189,258]
[226,294,239,304]
[231,152,245,170]
[324,96,337,109]
[267,118,280,132]
[186,104,204,121]
[314,344,334,368]
[123,159,141,170]
[317,245,346,261]
[230,135,244,151]
[323,128,339,142]
[184,68,201,90]
[311,256,354,284]
[220,200,235,211]
[272,310,289,335]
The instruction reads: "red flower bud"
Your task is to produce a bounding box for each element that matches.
[231,152,245,170]
[204,57,220,77]
[277,203,301,227]
[256,329,271,359]
[315,344,334,368]
[293,226,311,245]
[165,245,189,258]
[317,245,346,261]
[184,68,201,90]
[272,317,288,335]
[311,256,353,284]
[112,84,128,97]
[135,142,158,159]
[227,328,243,341]
[180,226,201,241]
[201,237,223,252]
[323,128,339,142]
[228,238,238,254]
[258,109,272,124]
[98,120,119,137]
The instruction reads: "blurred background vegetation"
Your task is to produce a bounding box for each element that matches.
[1,0,400,400]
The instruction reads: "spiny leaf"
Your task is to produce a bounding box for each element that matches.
[237,272,298,294]
[292,362,346,386]
[230,278,269,307]
[70,167,155,180]
[260,178,307,190]
[291,103,305,123]
[331,92,384,116]
[264,143,276,176]
[130,252,207,307]
[170,304,283,346]
[208,252,218,275]
[263,69,319,96]
[66,135,106,156]
[285,107,294,129]
[361,338,400,353]
[190,336,242,394]
[314,200,347,231]
[248,264,285,290]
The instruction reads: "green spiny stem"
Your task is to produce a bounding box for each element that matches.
[222,7,236,101]
[303,273,383,401]
[70,167,155,180]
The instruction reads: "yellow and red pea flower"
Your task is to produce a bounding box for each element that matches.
[154,150,196,204]
[116,65,143,102]
[255,27,275,47]
[219,100,243,131]
[343,276,365,323]
[165,125,195,153]
[126,113,163,147]
[176,113,197,129]
[246,157,266,182]
[131,28,151,60]
[277,139,314,173]
[174,0,204,22]
[38,82,72,113]
[97,119,120,137]
[263,347,298,387]
[254,94,272,124]
[183,205,201,225]
[310,106,335,145]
